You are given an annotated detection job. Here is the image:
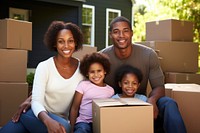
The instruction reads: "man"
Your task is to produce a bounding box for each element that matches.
[100,16,186,133]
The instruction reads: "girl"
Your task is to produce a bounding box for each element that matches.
[112,65,147,102]
[69,52,114,133]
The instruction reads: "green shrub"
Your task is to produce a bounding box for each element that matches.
[26,72,35,86]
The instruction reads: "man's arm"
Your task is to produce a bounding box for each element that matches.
[147,86,165,119]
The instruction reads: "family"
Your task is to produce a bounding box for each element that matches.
[0,16,187,133]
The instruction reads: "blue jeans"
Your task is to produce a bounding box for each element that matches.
[0,120,29,133]
[74,122,93,133]
[0,109,70,133]
[156,96,187,133]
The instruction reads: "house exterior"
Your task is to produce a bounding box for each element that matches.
[0,0,133,68]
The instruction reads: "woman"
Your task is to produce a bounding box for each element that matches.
[0,21,84,133]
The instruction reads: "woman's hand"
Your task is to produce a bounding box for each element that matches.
[45,117,66,133]
[12,96,32,122]
[39,111,66,133]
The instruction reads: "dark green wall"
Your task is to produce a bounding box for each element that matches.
[28,2,82,68]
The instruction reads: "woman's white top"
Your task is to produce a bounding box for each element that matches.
[31,57,84,119]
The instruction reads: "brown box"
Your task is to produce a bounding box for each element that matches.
[165,88,172,98]
[92,98,153,133]
[72,45,97,60]
[138,41,198,73]
[0,18,32,50]
[165,72,200,84]
[0,49,27,82]
[0,82,28,126]
[165,83,200,133]
[146,80,172,97]
[146,19,193,41]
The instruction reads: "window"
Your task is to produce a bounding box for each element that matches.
[106,9,121,47]
[9,7,30,21]
[82,5,95,46]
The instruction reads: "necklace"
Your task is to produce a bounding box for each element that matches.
[55,58,69,70]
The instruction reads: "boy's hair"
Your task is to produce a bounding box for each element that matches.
[80,52,111,79]
[114,65,143,93]
[109,16,132,32]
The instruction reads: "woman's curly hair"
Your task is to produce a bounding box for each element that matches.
[43,21,83,51]
[80,52,111,79]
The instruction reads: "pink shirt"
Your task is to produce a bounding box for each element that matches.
[75,80,114,123]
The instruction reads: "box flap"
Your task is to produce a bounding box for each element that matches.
[93,98,151,107]
[165,83,200,92]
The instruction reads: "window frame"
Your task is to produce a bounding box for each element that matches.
[82,4,95,46]
[105,8,121,47]
[9,7,30,21]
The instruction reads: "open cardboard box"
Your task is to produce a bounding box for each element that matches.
[92,98,153,133]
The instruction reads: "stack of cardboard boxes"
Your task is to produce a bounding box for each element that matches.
[144,19,199,81]
[137,19,200,133]
[0,18,32,126]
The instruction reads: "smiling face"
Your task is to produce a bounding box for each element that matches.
[109,21,133,49]
[88,62,106,87]
[119,73,140,98]
[56,29,76,58]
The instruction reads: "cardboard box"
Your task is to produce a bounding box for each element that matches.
[164,88,172,98]
[0,82,28,126]
[92,98,153,133]
[146,80,172,97]
[0,18,32,50]
[0,49,27,82]
[165,72,200,84]
[138,41,198,73]
[73,45,97,60]
[146,19,193,41]
[165,83,200,133]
